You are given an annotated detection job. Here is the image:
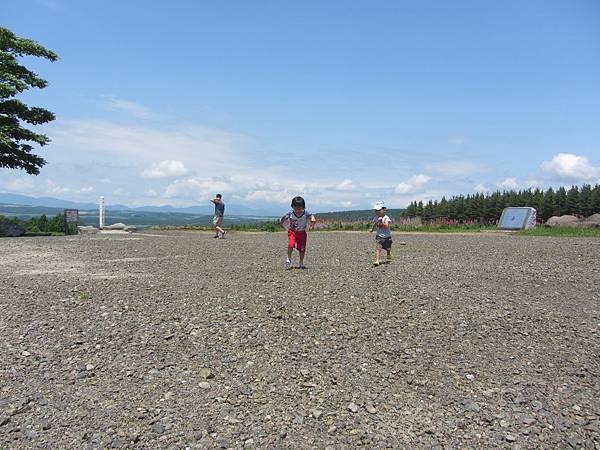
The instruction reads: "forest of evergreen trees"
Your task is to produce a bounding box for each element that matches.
[403,183,600,223]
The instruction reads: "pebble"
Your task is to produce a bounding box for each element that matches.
[151,422,165,434]
[311,408,323,419]
[348,402,359,413]
[198,368,214,379]
[199,382,211,389]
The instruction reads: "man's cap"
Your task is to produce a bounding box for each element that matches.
[373,201,386,210]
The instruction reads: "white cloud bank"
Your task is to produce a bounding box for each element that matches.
[496,177,519,190]
[141,160,189,179]
[541,153,600,180]
[395,174,432,194]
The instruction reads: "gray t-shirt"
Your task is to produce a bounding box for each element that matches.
[373,215,392,238]
[214,201,225,217]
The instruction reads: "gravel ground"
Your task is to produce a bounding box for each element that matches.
[1,230,599,449]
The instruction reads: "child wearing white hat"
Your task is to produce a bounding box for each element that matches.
[369,201,392,266]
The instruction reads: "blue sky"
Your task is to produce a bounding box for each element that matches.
[2,0,600,211]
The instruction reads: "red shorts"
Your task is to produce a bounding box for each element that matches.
[288,230,307,252]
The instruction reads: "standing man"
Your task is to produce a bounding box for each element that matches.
[210,194,226,238]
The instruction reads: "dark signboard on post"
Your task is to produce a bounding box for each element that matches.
[64,209,79,235]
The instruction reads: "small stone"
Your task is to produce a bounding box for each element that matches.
[199,382,211,389]
[366,403,377,414]
[348,402,359,413]
[513,394,526,405]
[109,438,124,448]
[86,364,95,371]
[22,351,31,357]
[311,408,323,419]
[566,435,579,448]
[151,422,165,434]
[505,434,517,442]
[522,416,536,425]
[244,438,254,447]
[24,430,38,439]
[198,368,214,379]
[462,400,480,412]
[328,425,337,433]
[466,374,475,380]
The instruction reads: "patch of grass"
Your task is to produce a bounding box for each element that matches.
[516,227,600,237]
[78,291,91,301]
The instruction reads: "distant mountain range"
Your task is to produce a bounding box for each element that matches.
[0,193,281,216]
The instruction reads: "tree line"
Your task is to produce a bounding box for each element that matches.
[0,214,68,233]
[403,184,600,223]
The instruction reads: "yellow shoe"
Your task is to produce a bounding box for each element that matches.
[373,260,380,267]
[386,252,393,261]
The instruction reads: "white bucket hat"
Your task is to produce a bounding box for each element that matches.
[373,201,386,210]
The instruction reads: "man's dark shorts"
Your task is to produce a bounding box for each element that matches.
[376,236,392,250]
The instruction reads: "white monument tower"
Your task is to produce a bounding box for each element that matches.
[99,196,105,228]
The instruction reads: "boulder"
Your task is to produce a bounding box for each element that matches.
[103,222,136,232]
[77,226,100,234]
[545,215,580,227]
[579,213,600,228]
[103,222,127,230]
[0,220,25,237]
[546,214,600,228]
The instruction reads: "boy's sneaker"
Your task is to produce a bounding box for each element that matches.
[284,259,292,270]
[220,231,227,239]
[373,260,381,267]
[386,252,393,261]
[298,263,306,269]
[213,235,219,239]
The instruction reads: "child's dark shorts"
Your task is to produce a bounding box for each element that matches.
[376,236,392,250]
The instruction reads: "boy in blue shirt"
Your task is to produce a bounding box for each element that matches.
[370,201,392,266]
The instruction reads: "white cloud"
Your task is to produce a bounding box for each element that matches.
[474,183,488,193]
[113,188,126,196]
[427,161,485,177]
[394,174,432,194]
[541,153,600,180]
[335,179,357,191]
[141,160,189,179]
[164,177,233,200]
[1,177,35,193]
[106,97,159,120]
[524,179,543,189]
[46,180,71,194]
[496,177,519,190]
[49,120,251,174]
[243,189,293,204]
[449,137,467,145]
